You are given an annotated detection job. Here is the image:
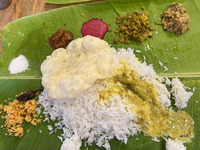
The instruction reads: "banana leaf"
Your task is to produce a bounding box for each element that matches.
[45,0,92,4]
[0,0,200,150]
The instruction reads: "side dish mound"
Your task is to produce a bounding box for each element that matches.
[112,11,157,43]
[38,36,194,150]
[0,97,41,137]
[161,2,190,34]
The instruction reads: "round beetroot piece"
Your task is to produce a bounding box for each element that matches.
[81,18,108,39]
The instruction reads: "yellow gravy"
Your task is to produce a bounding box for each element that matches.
[98,59,194,142]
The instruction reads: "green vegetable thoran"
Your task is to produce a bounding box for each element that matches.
[112,11,157,44]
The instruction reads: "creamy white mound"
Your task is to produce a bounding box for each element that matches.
[8,55,29,74]
[41,35,113,99]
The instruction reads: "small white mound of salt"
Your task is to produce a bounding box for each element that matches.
[165,138,186,150]
[8,55,29,74]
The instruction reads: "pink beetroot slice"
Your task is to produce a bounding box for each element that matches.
[81,18,108,39]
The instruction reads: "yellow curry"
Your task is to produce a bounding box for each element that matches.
[98,59,194,142]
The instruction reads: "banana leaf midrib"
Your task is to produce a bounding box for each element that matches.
[1,72,200,79]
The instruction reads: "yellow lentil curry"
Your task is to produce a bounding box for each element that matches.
[98,59,194,142]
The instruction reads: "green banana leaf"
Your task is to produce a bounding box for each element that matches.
[0,0,200,150]
[45,0,92,4]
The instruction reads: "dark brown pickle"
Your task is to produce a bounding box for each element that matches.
[17,89,43,101]
[48,28,74,49]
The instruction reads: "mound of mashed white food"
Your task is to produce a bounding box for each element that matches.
[41,35,113,99]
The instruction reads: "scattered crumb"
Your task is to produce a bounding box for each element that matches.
[155,21,162,25]
[141,6,145,10]
[2,97,41,138]
[40,115,42,118]
[36,119,41,123]
[135,50,141,53]
[163,66,168,72]
[143,56,146,62]
[0,104,3,109]
[39,130,42,133]
[27,129,30,133]
[151,136,160,142]
[49,130,54,134]
[5,133,8,136]
[31,118,37,126]
[158,61,163,66]
[47,125,53,131]
[165,77,171,86]
[82,14,86,17]
[4,100,7,102]
[25,115,32,122]
[33,114,38,118]
[174,57,178,60]
[57,136,63,142]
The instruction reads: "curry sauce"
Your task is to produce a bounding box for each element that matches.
[98,59,194,142]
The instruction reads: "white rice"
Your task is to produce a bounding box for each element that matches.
[163,66,168,72]
[151,136,160,142]
[174,57,178,60]
[165,77,171,86]
[47,125,53,131]
[171,78,193,109]
[193,87,196,92]
[165,138,186,150]
[159,61,163,66]
[37,48,192,150]
[135,50,141,53]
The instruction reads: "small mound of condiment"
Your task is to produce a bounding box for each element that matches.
[0,96,41,137]
[8,55,29,74]
[112,11,157,44]
[81,18,109,39]
[161,2,190,34]
[48,28,74,49]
